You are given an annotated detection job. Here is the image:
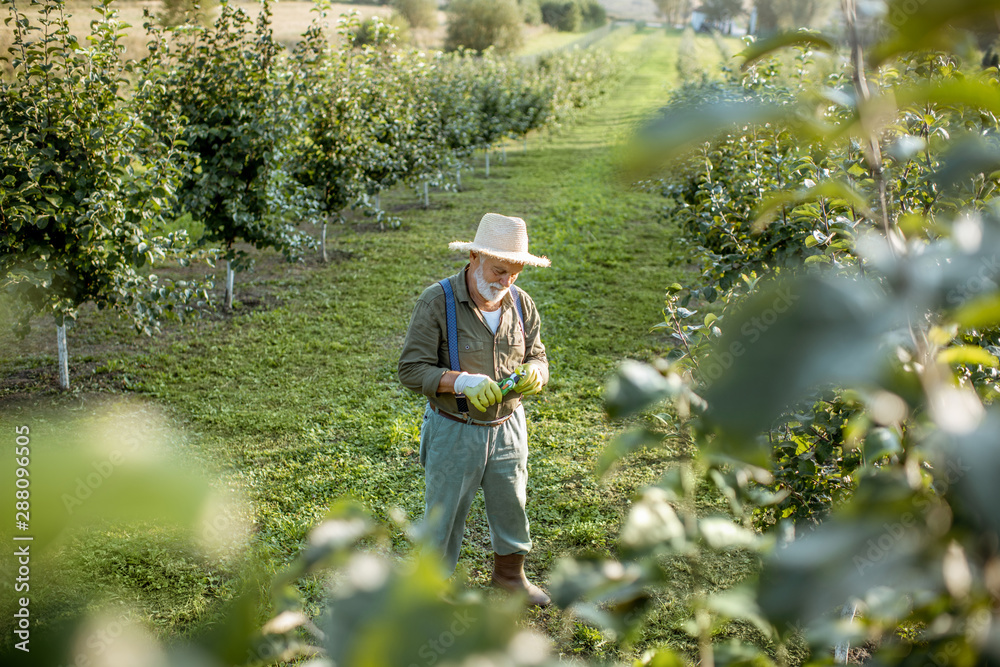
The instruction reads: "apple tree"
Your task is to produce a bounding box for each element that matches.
[1,0,200,388]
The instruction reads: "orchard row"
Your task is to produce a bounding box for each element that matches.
[0,0,627,342]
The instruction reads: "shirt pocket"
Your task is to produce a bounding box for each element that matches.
[505,326,526,364]
[458,339,488,374]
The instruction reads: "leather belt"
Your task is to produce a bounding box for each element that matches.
[429,402,515,427]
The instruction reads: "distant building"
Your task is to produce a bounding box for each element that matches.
[691,9,706,31]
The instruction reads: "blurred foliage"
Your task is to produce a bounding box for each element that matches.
[391,0,436,30]
[541,0,581,32]
[351,13,413,47]
[157,0,217,28]
[753,0,835,34]
[445,0,523,54]
[653,0,693,27]
[21,0,1000,665]
[595,0,1000,665]
[698,0,744,33]
[639,32,1000,525]
[520,0,543,26]
[0,404,556,666]
[539,0,606,32]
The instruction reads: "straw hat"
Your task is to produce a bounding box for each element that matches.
[449,213,551,267]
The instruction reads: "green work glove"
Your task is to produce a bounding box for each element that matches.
[513,363,543,396]
[456,372,503,412]
[465,377,503,412]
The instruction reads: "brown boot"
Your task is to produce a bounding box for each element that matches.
[491,552,551,607]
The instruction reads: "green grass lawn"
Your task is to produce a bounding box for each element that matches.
[516,22,636,57]
[0,29,762,663]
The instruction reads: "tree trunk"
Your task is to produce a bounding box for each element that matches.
[321,221,328,263]
[225,259,235,310]
[843,0,891,240]
[834,602,858,663]
[485,150,490,178]
[423,181,429,208]
[456,168,462,190]
[502,144,507,164]
[56,322,69,390]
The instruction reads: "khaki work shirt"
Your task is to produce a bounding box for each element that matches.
[398,266,549,421]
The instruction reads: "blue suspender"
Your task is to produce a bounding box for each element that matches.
[510,285,524,335]
[439,278,525,414]
[439,278,468,414]
[439,278,462,374]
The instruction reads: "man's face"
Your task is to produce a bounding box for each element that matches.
[470,252,524,303]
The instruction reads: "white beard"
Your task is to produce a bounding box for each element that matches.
[474,264,509,303]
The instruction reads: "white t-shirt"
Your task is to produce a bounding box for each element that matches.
[481,307,501,334]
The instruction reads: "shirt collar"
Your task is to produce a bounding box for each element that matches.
[456,265,474,303]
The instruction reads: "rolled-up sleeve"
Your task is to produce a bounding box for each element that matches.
[398,292,448,398]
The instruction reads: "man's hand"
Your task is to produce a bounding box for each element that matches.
[455,372,503,412]
[513,363,543,396]
[464,377,503,412]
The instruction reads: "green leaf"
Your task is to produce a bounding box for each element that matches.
[932,138,1000,190]
[621,487,688,554]
[705,587,775,639]
[676,306,697,318]
[753,180,873,231]
[758,515,923,629]
[894,80,1000,118]
[952,293,1000,329]
[597,428,664,476]
[938,345,999,368]
[605,360,678,420]
[639,648,686,667]
[863,427,902,462]
[0,406,216,553]
[951,411,1000,536]
[698,517,759,550]
[549,555,650,609]
[738,31,835,70]
[625,100,790,176]
[873,0,1000,64]
[702,276,902,448]
[320,551,527,666]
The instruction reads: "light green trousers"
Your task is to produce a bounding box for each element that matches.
[420,403,532,574]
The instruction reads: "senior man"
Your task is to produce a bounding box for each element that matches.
[398,212,551,606]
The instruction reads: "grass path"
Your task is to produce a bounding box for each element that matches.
[1,29,758,661]
[137,28,696,571]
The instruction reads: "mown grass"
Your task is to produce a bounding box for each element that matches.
[516,23,605,56]
[0,28,765,662]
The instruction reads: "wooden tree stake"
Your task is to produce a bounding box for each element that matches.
[57,322,69,390]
